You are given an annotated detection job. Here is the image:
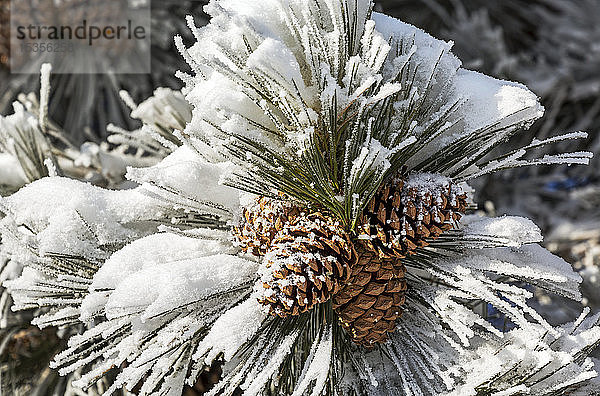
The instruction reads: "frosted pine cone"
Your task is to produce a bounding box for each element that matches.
[233,197,300,256]
[359,173,468,258]
[257,212,355,318]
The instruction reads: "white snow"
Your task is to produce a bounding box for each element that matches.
[127,146,241,217]
[291,327,333,396]
[242,330,300,396]
[93,233,233,287]
[462,215,543,246]
[0,153,27,189]
[453,70,543,132]
[2,177,161,257]
[193,297,268,364]
[130,87,192,132]
[103,254,258,321]
[81,232,235,320]
[444,311,600,396]
[403,172,454,196]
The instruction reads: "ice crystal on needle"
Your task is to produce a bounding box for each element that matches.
[0,0,598,395]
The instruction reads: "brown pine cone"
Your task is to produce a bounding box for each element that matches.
[358,173,468,258]
[233,196,300,256]
[333,246,407,347]
[257,212,355,318]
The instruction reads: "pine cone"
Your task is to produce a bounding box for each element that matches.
[258,212,355,318]
[333,247,407,347]
[358,173,468,258]
[233,197,300,256]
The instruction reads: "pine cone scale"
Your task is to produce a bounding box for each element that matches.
[364,282,387,295]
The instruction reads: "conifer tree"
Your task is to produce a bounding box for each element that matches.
[1,1,599,395]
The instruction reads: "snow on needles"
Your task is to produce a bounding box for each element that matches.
[0,0,599,395]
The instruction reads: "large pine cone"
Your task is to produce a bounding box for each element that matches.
[358,173,468,258]
[233,197,300,256]
[257,213,355,318]
[333,247,407,347]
